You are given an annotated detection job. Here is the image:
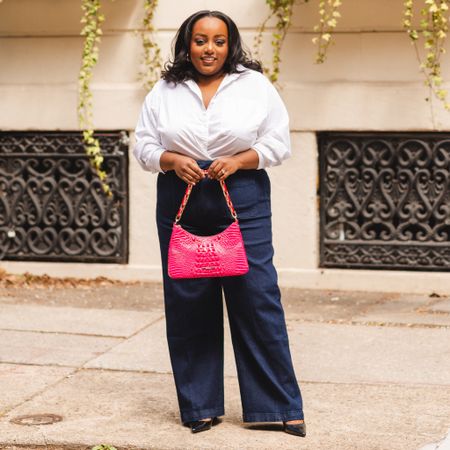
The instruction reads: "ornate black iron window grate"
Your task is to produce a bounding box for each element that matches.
[319,132,450,271]
[0,131,128,263]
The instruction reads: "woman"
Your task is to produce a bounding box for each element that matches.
[134,10,305,437]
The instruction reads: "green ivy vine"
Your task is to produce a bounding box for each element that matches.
[255,0,343,81]
[403,0,450,111]
[78,0,111,196]
[254,0,302,82]
[257,0,449,112]
[138,0,162,91]
[77,0,162,197]
[312,0,343,63]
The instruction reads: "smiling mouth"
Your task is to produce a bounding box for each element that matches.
[201,57,217,62]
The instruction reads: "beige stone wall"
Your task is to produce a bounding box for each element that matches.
[1,0,450,293]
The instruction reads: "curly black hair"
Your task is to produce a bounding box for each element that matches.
[161,10,262,84]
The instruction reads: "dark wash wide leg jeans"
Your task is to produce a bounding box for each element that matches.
[156,162,304,424]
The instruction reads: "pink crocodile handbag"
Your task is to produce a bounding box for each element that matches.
[168,170,249,279]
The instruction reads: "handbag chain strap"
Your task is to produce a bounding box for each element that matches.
[175,169,238,224]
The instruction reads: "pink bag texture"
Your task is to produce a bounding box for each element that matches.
[168,170,249,279]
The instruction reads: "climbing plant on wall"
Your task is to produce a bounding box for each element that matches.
[254,0,301,82]
[312,0,343,63]
[138,0,162,91]
[403,0,450,110]
[254,0,343,81]
[78,0,110,195]
[257,0,449,111]
[77,0,161,196]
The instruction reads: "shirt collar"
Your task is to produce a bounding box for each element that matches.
[184,65,249,99]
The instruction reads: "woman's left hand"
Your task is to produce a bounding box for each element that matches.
[208,157,241,181]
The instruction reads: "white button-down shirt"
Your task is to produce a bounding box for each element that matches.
[133,66,291,173]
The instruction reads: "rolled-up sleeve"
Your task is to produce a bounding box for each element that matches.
[133,84,166,173]
[252,81,291,170]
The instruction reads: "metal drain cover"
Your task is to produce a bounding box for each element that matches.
[10,413,63,426]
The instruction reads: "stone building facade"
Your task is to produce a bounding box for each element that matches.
[1,0,450,293]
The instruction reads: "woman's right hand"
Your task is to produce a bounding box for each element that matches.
[160,152,205,185]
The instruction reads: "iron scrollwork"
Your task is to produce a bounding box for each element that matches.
[0,131,128,263]
[319,132,450,270]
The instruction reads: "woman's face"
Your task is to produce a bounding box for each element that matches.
[189,17,229,78]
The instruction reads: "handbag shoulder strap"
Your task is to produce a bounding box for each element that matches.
[175,169,238,224]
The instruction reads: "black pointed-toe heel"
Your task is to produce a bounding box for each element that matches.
[283,420,306,437]
[189,417,214,433]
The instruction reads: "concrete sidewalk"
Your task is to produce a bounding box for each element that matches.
[1,281,450,449]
